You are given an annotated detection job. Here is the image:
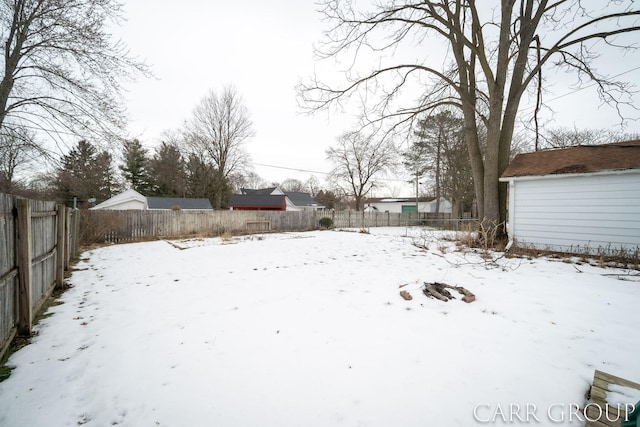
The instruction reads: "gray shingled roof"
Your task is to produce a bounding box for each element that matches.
[146,197,213,210]
[228,194,286,208]
[284,192,323,207]
[241,187,279,195]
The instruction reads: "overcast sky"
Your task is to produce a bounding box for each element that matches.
[117,1,640,196]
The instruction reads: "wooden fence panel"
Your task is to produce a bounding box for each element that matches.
[0,194,79,360]
[0,194,17,356]
[82,209,450,244]
[81,209,468,245]
[29,201,58,313]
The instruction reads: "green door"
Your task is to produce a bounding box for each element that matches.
[401,205,417,213]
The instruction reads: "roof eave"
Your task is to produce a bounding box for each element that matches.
[499,167,640,182]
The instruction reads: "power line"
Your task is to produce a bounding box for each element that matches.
[252,162,330,176]
[521,65,640,111]
[252,161,413,183]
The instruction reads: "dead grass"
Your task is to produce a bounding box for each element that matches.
[449,223,639,270]
[455,221,508,252]
[508,243,640,270]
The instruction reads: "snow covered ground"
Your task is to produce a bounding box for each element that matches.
[1,227,639,426]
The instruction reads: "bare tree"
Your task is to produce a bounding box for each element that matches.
[300,1,640,232]
[540,126,640,150]
[0,0,148,146]
[280,178,306,192]
[304,175,321,196]
[186,86,254,209]
[237,171,268,191]
[327,130,396,211]
[0,126,35,192]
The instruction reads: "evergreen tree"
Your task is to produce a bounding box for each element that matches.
[55,140,117,207]
[185,153,215,200]
[148,142,186,197]
[409,111,474,217]
[315,189,343,210]
[120,139,151,193]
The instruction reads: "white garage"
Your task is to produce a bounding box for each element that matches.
[500,141,640,255]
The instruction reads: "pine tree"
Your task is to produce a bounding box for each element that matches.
[120,139,151,193]
[55,140,118,207]
[148,142,186,197]
[409,111,474,217]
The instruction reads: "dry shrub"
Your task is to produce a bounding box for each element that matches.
[80,211,127,246]
[508,242,639,270]
[457,221,507,251]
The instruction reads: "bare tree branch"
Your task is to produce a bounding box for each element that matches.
[327,129,397,211]
[0,0,150,151]
[185,86,255,209]
[299,0,640,230]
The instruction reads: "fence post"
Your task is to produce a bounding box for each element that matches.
[73,209,80,256]
[16,198,32,336]
[64,208,71,269]
[56,204,66,289]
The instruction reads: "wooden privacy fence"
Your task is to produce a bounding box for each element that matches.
[82,209,461,244]
[0,194,80,360]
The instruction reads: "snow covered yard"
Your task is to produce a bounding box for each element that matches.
[1,227,639,426]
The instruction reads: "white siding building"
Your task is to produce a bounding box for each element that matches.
[500,141,640,255]
[364,197,452,214]
[90,189,213,210]
[90,189,147,210]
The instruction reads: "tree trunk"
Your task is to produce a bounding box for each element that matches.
[483,131,501,227]
[355,195,362,211]
[213,170,225,209]
[0,6,23,131]
[456,41,484,221]
[435,130,441,215]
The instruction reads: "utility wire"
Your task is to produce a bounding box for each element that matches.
[252,162,330,176]
[252,161,413,183]
[520,65,640,112]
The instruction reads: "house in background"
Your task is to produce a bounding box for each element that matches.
[90,189,213,210]
[90,189,147,210]
[364,196,452,214]
[229,187,324,211]
[146,197,213,210]
[284,192,325,211]
[499,141,640,255]
[228,193,287,211]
